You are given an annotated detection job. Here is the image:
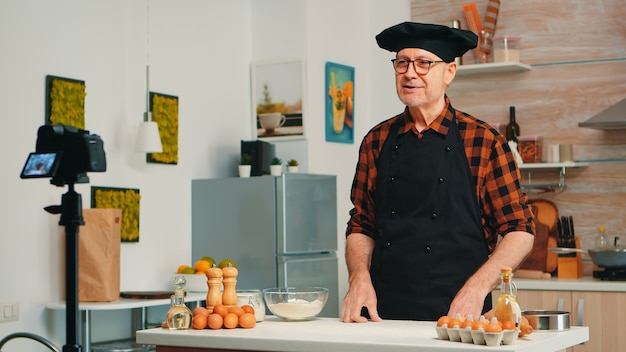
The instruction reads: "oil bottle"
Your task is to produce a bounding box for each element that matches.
[494,267,521,326]
[166,275,192,330]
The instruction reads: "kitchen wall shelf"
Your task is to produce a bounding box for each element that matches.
[456,61,531,76]
[519,161,589,192]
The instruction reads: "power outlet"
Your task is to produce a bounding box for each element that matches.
[0,300,19,323]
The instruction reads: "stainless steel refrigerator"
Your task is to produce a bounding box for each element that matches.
[191,173,339,317]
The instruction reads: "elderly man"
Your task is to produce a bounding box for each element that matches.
[341,22,535,323]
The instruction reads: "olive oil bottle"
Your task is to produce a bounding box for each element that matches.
[494,267,521,326]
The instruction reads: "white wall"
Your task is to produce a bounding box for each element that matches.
[0,0,410,350]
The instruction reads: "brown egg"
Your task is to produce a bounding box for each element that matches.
[223,313,238,329]
[192,314,207,330]
[436,315,451,327]
[239,313,256,328]
[207,313,223,330]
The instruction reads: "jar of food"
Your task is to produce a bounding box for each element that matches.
[493,36,521,63]
[517,135,543,163]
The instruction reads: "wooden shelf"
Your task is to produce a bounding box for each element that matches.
[456,61,532,76]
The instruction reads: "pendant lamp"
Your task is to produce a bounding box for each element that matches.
[135,0,163,153]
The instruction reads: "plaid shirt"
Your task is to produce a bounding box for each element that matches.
[346,96,535,253]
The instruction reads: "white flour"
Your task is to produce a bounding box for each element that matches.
[268,299,324,319]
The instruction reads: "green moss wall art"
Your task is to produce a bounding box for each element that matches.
[148,92,179,164]
[45,75,86,129]
[91,186,141,242]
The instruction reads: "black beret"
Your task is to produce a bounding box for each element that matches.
[376,22,478,63]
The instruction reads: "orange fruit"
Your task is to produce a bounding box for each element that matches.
[436,315,450,327]
[241,305,255,315]
[213,304,228,318]
[193,306,209,317]
[200,256,216,267]
[218,259,236,268]
[181,267,195,274]
[194,259,212,273]
[228,306,245,317]
[192,314,207,330]
[207,313,223,330]
[177,265,192,274]
[239,313,256,328]
[223,313,238,329]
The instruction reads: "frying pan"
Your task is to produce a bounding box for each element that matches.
[549,243,626,268]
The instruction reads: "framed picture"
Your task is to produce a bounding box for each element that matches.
[91,186,141,242]
[45,75,86,129]
[148,92,178,165]
[251,58,304,140]
[325,62,354,144]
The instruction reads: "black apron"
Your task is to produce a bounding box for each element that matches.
[371,109,491,321]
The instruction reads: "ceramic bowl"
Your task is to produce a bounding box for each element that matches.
[176,274,207,292]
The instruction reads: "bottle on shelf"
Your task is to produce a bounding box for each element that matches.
[505,106,520,142]
[594,226,608,250]
[494,267,521,327]
[166,275,193,330]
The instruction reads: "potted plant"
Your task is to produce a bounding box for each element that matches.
[270,157,282,176]
[238,153,252,178]
[287,159,299,173]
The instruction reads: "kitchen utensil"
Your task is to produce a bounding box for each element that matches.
[549,247,587,255]
[588,247,626,268]
[522,310,570,331]
[550,245,626,268]
[522,199,559,273]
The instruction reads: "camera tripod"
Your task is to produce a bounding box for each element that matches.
[44,182,85,352]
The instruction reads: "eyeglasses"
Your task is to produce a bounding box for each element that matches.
[391,58,445,74]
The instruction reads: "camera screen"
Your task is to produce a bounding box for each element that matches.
[20,152,60,178]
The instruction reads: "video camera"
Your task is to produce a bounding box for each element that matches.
[20,124,106,186]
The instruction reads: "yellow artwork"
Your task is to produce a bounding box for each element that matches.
[148,92,179,164]
[46,75,86,129]
[91,186,141,242]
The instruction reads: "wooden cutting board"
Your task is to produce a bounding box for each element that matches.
[520,199,559,274]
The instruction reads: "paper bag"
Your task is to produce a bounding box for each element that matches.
[77,208,122,302]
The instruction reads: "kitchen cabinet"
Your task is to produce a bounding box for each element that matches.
[505,288,626,352]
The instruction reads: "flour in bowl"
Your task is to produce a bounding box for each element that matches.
[268,299,325,319]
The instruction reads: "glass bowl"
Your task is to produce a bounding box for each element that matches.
[263,287,328,320]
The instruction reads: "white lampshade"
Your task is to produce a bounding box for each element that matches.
[135,119,163,153]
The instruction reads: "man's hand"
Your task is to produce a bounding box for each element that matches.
[342,233,382,323]
[341,271,382,322]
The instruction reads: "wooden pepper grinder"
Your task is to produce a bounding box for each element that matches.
[205,265,223,313]
[221,265,238,308]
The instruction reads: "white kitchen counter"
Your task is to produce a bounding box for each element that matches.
[136,316,589,352]
[514,277,626,292]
